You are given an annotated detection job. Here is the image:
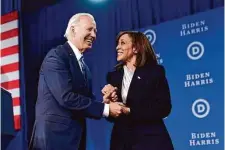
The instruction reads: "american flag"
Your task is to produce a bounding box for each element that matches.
[1,11,21,129]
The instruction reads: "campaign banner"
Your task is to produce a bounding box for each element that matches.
[139,7,224,150]
[87,7,224,150]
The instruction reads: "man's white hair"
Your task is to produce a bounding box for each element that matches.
[64,13,95,39]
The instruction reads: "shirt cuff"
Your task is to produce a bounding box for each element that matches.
[102,104,109,117]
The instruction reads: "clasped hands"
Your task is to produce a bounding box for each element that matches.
[102,84,130,118]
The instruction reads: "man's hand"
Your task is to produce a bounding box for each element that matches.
[109,102,123,118]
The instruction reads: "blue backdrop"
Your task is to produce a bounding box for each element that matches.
[86,7,224,150]
[1,0,224,150]
[138,7,224,150]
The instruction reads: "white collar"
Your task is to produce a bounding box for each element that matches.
[67,41,83,61]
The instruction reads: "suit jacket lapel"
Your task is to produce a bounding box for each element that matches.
[63,43,86,88]
[126,66,146,105]
[116,66,140,104]
[113,68,124,103]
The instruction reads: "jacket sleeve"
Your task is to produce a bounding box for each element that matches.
[130,65,172,121]
[42,50,104,119]
[104,72,117,122]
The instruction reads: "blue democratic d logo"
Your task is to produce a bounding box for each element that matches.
[192,99,210,118]
[187,41,204,60]
[144,29,156,45]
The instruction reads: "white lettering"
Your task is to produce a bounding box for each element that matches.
[180,20,208,37]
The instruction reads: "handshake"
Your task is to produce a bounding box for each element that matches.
[102,84,130,118]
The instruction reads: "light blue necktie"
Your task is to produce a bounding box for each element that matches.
[80,56,91,89]
[80,56,88,81]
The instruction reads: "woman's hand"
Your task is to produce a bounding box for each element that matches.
[102,84,118,103]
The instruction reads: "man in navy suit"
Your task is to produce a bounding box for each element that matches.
[30,13,123,150]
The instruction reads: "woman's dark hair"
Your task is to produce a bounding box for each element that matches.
[115,31,158,69]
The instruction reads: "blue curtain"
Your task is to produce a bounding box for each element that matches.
[2,0,224,149]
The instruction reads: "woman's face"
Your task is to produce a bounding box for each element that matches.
[116,34,136,62]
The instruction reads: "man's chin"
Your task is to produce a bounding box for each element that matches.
[86,43,93,49]
[82,45,92,51]
[86,46,92,49]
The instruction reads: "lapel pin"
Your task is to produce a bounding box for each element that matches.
[137,76,141,79]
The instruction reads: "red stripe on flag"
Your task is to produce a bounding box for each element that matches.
[1,11,21,130]
[1,29,18,40]
[14,115,21,130]
[1,62,19,73]
[1,80,20,90]
[1,45,19,57]
[13,97,20,106]
[1,11,18,24]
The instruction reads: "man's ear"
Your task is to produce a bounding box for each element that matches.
[71,26,76,35]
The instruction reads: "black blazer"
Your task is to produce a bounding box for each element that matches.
[107,64,174,150]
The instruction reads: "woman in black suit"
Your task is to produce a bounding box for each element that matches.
[103,31,174,150]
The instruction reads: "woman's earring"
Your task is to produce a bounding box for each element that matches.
[133,49,138,54]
